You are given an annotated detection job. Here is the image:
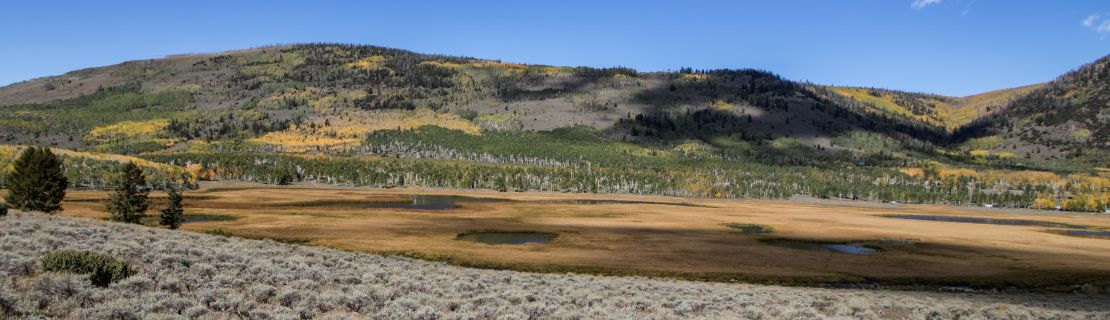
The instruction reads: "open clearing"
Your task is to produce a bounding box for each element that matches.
[3,211,1108,319]
[28,182,1110,289]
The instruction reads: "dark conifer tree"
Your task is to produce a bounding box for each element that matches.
[107,162,149,223]
[5,147,68,213]
[159,188,184,229]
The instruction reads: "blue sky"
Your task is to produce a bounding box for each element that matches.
[1,0,1107,96]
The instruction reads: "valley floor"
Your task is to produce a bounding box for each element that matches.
[11,181,1110,290]
[1,211,1107,319]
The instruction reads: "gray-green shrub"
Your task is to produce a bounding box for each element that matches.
[40,250,134,287]
[1,212,1105,319]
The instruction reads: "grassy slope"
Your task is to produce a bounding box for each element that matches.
[826,83,1046,130]
[2,211,1106,319]
[949,83,1046,125]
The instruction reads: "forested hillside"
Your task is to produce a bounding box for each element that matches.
[972,55,1110,167]
[0,44,1106,211]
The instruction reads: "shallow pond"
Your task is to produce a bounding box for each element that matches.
[1054,230,1110,239]
[883,215,1088,229]
[456,232,557,245]
[761,239,878,255]
[291,195,505,210]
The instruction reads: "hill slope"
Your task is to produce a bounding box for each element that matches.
[0,44,1106,211]
[0,44,1003,156]
[970,55,1110,165]
[821,83,1044,131]
[2,211,1106,319]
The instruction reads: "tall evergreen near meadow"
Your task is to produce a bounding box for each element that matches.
[107,162,149,223]
[159,188,184,229]
[4,147,68,213]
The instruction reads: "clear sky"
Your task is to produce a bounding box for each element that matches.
[1,0,1107,96]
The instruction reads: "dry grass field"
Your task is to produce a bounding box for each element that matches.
[19,182,1110,290]
[4,211,1107,319]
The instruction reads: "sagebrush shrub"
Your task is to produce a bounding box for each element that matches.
[1,212,1106,319]
[40,250,134,287]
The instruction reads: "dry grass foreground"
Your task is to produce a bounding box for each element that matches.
[1,211,1108,319]
[27,182,1110,290]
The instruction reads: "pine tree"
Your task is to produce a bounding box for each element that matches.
[159,188,184,229]
[107,162,149,223]
[4,147,68,213]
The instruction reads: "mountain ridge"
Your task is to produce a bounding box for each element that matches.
[0,43,1106,211]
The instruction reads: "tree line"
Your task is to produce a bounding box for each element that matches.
[3,147,185,229]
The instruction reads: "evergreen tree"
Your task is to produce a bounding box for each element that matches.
[106,162,149,223]
[4,147,68,213]
[159,188,184,229]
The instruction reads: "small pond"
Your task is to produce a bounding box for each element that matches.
[291,195,506,210]
[724,223,773,235]
[456,232,557,245]
[761,239,878,255]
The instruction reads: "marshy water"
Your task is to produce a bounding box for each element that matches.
[884,214,1108,239]
[285,195,708,210]
[456,232,557,245]
[761,239,879,255]
[287,195,506,210]
[1054,230,1110,239]
[883,214,1087,228]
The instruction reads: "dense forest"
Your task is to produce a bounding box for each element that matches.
[0,44,1106,212]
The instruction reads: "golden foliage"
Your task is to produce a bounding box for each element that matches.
[830,87,956,128]
[347,55,389,70]
[897,167,925,177]
[710,100,736,111]
[419,60,464,69]
[949,83,1045,125]
[85,119,171,143]
[969,149,991,157]
[365,110,481,135]
[681,74,709,80]
[1062,193,1109,212]
[250,130,361,154]
[1032,198,1057,210]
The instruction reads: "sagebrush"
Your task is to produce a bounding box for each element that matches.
[0,211,1106,319]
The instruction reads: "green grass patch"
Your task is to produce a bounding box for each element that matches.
[723,223,774,235]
